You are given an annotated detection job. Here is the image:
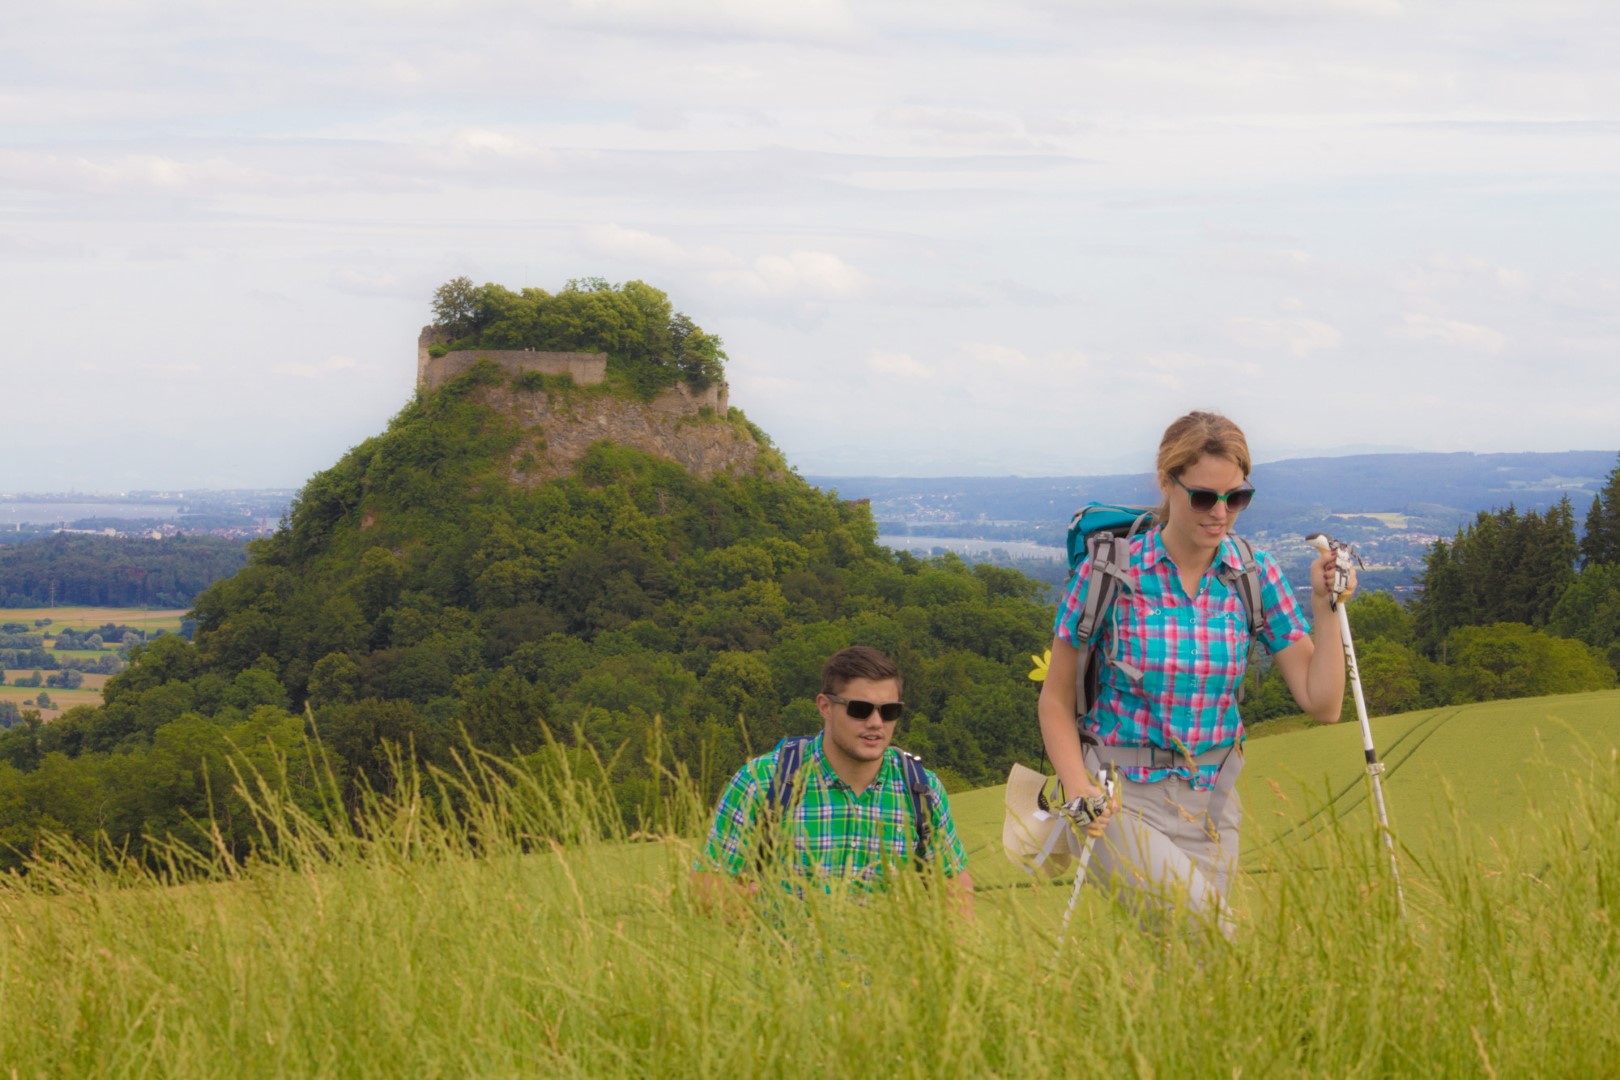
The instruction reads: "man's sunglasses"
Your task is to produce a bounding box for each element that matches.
[826,694,905,722]
[1173,475,1256,514]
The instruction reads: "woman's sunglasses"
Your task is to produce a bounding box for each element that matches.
[826,694,905,722]
[1173,475,1256,514]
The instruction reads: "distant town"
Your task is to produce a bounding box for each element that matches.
[0,491,295,544]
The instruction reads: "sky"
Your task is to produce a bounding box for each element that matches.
[4,0,1619,491]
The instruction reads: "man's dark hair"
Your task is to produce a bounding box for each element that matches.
[820,645,902,696]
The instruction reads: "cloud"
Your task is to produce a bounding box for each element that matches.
[959,342,1038,372]
[549,0,859,39]
[1539,272,1620,315]
[709,250,869,299]
[330,269,410,298]
[1390,313,1507,354]
[0,232,95,260]
[439,129,563,169]
[1196,246,1324,280]
[580,223,735,268]
[1395,254,1529,295]
[0,149,263,195]
[274,355,362,379]
[139,362,207,380]
[1229,316,1343,358]
[868,349,933,379]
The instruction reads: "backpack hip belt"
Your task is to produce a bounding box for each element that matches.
[1079,736,1244,825]
[1078,732,1239,772]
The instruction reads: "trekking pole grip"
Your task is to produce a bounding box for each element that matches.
[1304,533,1357,608]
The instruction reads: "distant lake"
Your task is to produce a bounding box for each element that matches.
[0,502,184,526]
[879,534,1064,561]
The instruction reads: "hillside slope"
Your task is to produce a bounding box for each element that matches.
[948,688,1620,890]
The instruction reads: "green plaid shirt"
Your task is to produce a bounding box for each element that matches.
[695,734,969,886]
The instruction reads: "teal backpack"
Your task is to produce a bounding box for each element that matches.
[1064,504,1267,724]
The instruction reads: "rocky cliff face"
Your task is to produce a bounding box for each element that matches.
[470,380,764,484]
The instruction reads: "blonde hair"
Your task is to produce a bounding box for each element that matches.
[1155,411,1252,518]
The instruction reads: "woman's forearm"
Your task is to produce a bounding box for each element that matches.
[1303,595,1348,722]
[1038,638,1103,796]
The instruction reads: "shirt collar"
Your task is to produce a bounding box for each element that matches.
[806,732,896,790]
[1141,525,1244,577]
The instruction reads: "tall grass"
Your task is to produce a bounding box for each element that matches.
[2,739,1617,1077]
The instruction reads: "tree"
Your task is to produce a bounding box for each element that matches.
[1445,623,1616,703]
[1525,497,1579,625]
[1548,563,1620,659]
[1346,590,1414,648]
[1353,639,1427,716]
[430,276,727,394]
[1412,538,1468,658]
[308,651,361,708]
[669,313,726,389]
[1580,452,1620,567]
[1410,502,1580,654]
[699,651,781,748]
[431,275,481,338]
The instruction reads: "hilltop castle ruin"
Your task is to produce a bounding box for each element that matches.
[414,326,750,482]
[416,326,728,414]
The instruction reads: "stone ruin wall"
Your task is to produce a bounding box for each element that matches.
[415,324,727,413]
[417,325,607,393]
[414,325,747,481]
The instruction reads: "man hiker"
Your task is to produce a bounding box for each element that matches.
[692,645,974,914]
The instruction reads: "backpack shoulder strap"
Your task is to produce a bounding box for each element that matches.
[1220,535,1267,639]
[756,736,813,872]
[765,735,812,813]
[1217,535,1266,705]
[1071,529,1142,718]
[895,749,933,869]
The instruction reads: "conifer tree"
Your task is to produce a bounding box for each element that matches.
[1413,536,1467,658]
[1580,452,1620,567]
[1527,497,1579,626]
[1411,498,1580,657]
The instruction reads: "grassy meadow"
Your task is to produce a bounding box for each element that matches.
[2,690,1618,1077]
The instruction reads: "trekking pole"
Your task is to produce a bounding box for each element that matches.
[1306,533,1406,918]
[1052,769,1114,961]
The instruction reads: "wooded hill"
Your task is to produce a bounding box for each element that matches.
[0,285,1054,865]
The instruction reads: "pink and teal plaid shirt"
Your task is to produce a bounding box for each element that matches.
[1054,527,1310,789]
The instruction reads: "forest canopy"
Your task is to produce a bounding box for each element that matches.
[0,535,247,608]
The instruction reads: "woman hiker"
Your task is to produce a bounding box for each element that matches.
[1037,410,1354,936]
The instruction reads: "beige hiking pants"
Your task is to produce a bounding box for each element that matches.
[1082,744,1242,939]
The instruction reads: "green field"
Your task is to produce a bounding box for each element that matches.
[2,690,1617,1076]
[0,605,188,635]
[953,689,1620,896]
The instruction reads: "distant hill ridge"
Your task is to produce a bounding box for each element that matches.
[810,449,1618,531]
